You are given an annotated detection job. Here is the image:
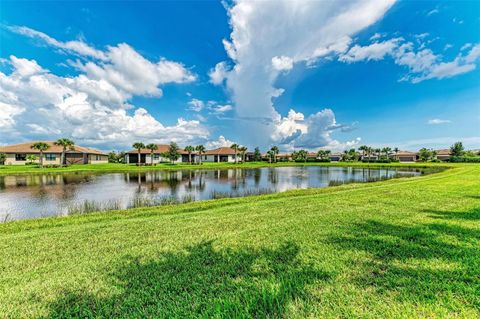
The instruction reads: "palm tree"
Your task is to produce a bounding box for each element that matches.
[0,153,6,165]
[266,150,274,163]
[54,138,75,167]
[26,154,37,164]
[239,146,248,163]
[297,149,308,163]
[31,142,50,168]
[366,147,373,161]
[145,143,158,165]
[132,142,145,164]
[358,145,368,159]
[230,143,239,164]
[382,147,392,159]
[184,145,195,164]
[317,149,331,161]
[195,145,206,165]
[270,146,279,163]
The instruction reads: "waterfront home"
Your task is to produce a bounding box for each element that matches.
[435,149,451,162]
[0,141,108,165]
[276,153,292,161]
[329,153,342,162]
[392,151,417,162]
[361,154,379,161]
[125,144,194,164]
[202,147,239,162]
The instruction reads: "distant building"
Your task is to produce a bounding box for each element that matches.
[0,141,108,165]
[361,154,379,161]
[202,147,239,163]
[435,149,451,162]
[329,153,342,162]
[392,151,417,162]
[125,144,193,164]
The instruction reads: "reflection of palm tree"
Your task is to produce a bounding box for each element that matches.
[253,169,261,186]
[137,174,142,193]
[198,172,206,192]
[186,170,193,190]
[268,168,278,184]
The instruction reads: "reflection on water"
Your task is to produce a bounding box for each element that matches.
[0,166,426,221]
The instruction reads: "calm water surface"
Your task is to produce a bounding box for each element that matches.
[0,166,426,221]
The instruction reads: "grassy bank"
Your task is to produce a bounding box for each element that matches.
[0,164,479,318]
[0,161,449,175]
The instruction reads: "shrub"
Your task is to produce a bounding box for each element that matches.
[449,156,480,163]
[317,158,331,162]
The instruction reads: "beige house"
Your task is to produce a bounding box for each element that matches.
[435,149,451,162]
[0,141,108,165]
[125,144,193,164]
[203,147,239,163]
[392,151,417,162]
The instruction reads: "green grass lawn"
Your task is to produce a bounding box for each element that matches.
[0,161,448,175]
[0,164,479,318]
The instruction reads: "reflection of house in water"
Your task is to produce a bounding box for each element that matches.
[0,174,91,200]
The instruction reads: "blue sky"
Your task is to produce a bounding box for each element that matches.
[0,0,479,151]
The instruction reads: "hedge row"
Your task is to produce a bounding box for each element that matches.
[448,156,480,163]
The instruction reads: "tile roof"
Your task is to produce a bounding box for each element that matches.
[0,141,106,155]
[435,149,451,156]
[204,147,237,155]
[395,151,417,156]
[126,144,188,155]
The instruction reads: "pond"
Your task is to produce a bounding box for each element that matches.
[0,166,432,221]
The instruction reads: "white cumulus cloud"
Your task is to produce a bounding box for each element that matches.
[214,0,396,148]
[0,50,207,149]
[339,35,480,83]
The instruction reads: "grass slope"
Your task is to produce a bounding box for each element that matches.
[0,164,479,318]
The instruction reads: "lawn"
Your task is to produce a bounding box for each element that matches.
[0,164,478,318]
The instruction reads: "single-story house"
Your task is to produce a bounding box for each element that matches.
[329,153,342,162]
[276,153,292,161]
[435,149,451,162]
[245,152,256,162]
[125,144,194,164]
[203,147,239,163]
[0,141,108,165]
[361,154,379,161]
[392,151,417,162]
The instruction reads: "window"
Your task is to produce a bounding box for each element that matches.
[15,154,26,161]
[94,155,102,161]
[204,156,207,160]
[153,154,160,160]
[45,154,56,161]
